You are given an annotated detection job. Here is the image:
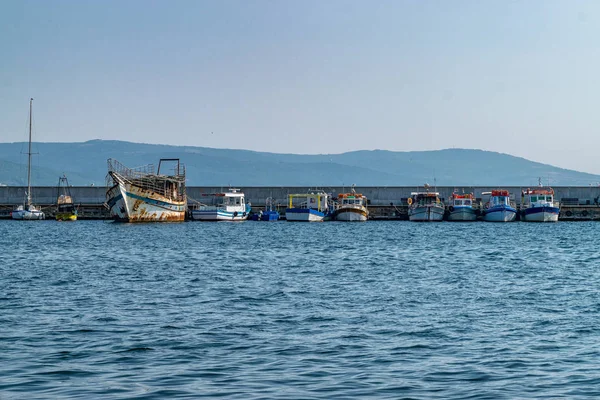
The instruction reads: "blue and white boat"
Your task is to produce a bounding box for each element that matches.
[253,197,280,221]
[447,191,477,221]
[520,186,559,222]
[191,188,251,221]
[286,191,330,222]
[482,190,517,222]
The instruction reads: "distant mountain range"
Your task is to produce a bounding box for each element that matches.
[0,140,598,187]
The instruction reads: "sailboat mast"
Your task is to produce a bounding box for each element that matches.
[27,98,33,206]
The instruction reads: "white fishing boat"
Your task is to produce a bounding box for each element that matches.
[286,191,330,222]
[408,186,444,222]
[190,188,251,221]
[334,186,368,222]
[105,158,187,222]
[520,183,560,222]
[447,191,477,221]
[12,98,45,221]
[482,190,517,222]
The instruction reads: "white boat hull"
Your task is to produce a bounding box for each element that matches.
[522,211,559,222]
[447,207,477,221]
[12,209,45,220]
[190,209,249,221]
[106,182,186,222]
[335,207,368,222]
[483,209,517,222]
[409,206,444,222]
[285,208,325,222]
[521,206,560,222]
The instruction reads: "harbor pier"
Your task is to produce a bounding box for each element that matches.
[1,186,600,220]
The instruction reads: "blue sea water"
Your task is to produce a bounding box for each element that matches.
[2,220,600,399]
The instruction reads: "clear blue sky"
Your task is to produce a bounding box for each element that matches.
[1,1,599,173]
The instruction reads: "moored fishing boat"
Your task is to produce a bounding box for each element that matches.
[190,188,251,221]
[55,174,78,221]
[482,190,517,222]
[12,98,45,221]
[286,191,330,222]
[408,187,444,222]
[520,185,559,222]
[253,197,279,221]
[334,186,368,222]
[105,158,186,222]
[447,191,477,221]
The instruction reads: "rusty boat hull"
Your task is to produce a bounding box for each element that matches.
[106,181,186,222]
[105,158,187,222]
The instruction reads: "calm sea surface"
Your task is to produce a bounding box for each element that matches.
[2,220,600,399]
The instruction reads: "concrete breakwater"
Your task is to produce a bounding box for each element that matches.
[1,186,600,220]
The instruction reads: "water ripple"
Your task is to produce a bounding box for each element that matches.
[2,220,600,398]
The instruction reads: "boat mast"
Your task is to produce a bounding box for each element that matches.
[26,98,33,206]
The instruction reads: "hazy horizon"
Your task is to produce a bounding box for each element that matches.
[2,1,599,173]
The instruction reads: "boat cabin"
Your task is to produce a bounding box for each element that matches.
[201,189,246,210]
[488,190,511,206]
[450,193,474,207]
[410,192,441,206]
[57,195,75,212]
[338,193,366,207]
[288,192,329,212]
[522,188,554,207]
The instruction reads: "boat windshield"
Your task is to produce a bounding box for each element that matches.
[455,199,471,206]
[493,196,508,205]
[418,196,438,205]
[529,195,552,203]
[343,198,362,205]
[223,196,243,206]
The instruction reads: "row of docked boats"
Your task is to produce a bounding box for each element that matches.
[10,99,558,224]
[104,157,370,222]
[12,150,560,223]
[409,187,560,222]
[285,188,369,222]
[97,156,563,223]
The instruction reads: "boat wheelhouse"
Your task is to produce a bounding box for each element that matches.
[55,174,78,221]
[190,188,251,221]
[482,190,517,222]
[447,191,477,221]
[520,186,559,222]
[252,197,280,221]
[105,158,187,222]
[334,187,368,222]
[408,189,444,222]
[286,191,330,222]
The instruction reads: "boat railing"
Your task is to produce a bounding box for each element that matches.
[108,158,155,179]
[107,158,186,202]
